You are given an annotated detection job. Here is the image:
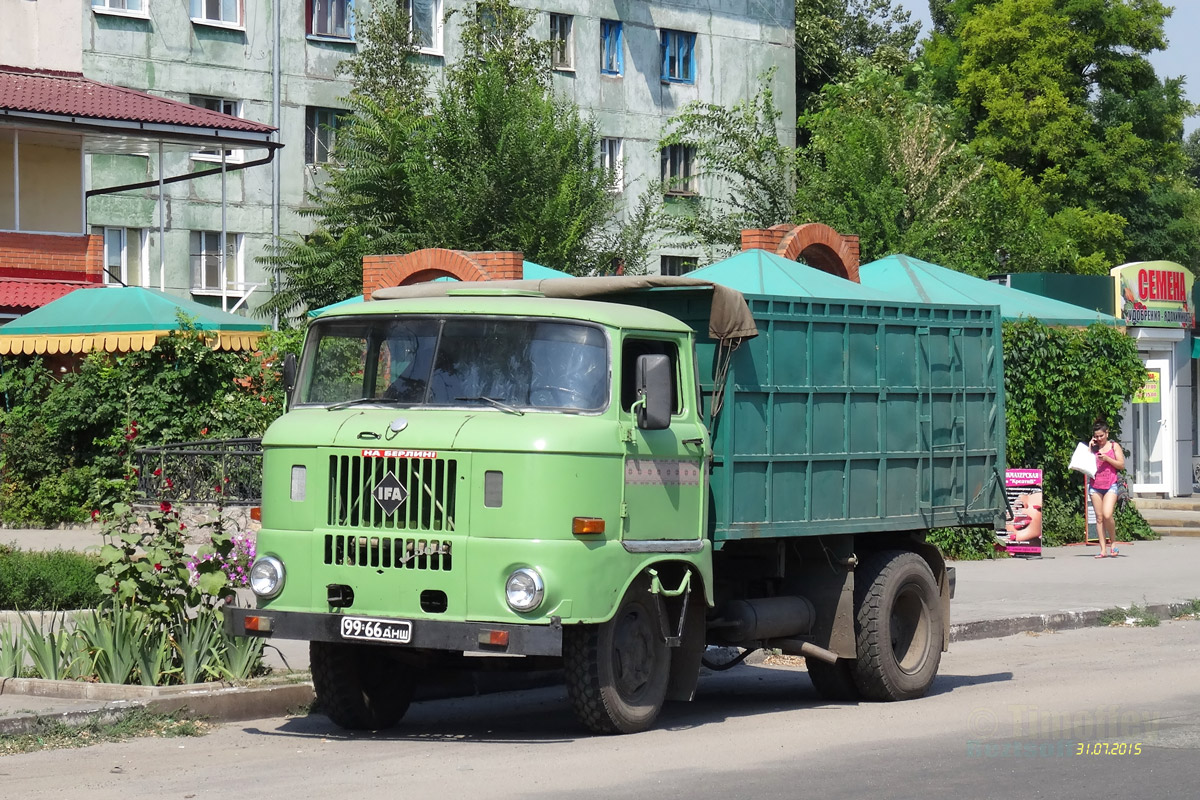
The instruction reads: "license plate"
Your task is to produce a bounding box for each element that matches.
[339,616,412,644]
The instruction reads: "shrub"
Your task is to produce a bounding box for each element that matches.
[0,322,302,525]
[0,548,105,610]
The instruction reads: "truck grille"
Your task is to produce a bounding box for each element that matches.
[323,534,452,571]
[327,454,458,531]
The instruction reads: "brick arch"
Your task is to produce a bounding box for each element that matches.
[362,248,523,299]
[776,223,860,283]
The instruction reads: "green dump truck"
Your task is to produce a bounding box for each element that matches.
[227,276,1006,734]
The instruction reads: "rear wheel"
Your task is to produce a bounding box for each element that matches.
[564,576,671,734]
[310,641,417,730]
[851,550,943,701]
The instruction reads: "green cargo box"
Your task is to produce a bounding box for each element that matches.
[621,290,1006,543]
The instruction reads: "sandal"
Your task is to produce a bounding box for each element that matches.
[1111,548,1120,556]
[1094,553,1109,559]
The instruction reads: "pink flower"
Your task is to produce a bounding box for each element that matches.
[91,509,100,521]
[153,468,162,477]
[160,501,172,513]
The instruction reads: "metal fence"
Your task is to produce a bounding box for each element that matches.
[135,438,263,506]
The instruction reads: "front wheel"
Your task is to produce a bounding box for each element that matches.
[310,641,417,730]
[563,575,671,734]
[852,551,944,701]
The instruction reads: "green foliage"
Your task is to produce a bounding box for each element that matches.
[937,0,1199,272]
[1003,319,1145,498]
[1100,603,1160,627]
[262,0,630,319]
[0,319,295,525]
[794,0,921,112]
[926,526,1002,560]
[658,71,796,261]
[0,548,105,610]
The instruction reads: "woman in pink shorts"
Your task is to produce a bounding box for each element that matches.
[1089,421,1125,558]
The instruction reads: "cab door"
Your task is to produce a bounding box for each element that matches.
[619,334,708,544]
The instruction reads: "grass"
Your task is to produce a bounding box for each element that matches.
[1098,603,1161,628]
[0,707,212,756]
[1172,598,1200,620]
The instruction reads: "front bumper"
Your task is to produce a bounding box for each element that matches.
[224,607,563,657]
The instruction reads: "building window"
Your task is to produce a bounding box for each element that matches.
[305,107,345,165]
[600,20,622,76]
[660,29,696,84]
[550,14,573,70]
[190,231,244,294]
[661,144,696,195]
[190,0,242,27]
[95,227,148,286]
[92,0,146,15]
[660,256,697,277]
[190,96,243,161]
[600,137,622,191]
[310,0,352,38]
[408,0,443,53]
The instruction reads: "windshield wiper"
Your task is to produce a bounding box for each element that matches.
[327,397,407,411]
[456,396,524,415]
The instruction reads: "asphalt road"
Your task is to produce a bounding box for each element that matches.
[3,620,1198,799]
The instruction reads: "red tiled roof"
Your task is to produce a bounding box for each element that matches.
[0,278,99,311]
[0,65,275,134]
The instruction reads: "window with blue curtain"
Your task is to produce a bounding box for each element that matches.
[601,20,623,76]
[190,0,241,25]
[659,29,695,84]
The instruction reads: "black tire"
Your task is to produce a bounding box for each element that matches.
[806,657,860,702]
[310,641,416,730]
[563,576,671,734]
[851,550,943,701]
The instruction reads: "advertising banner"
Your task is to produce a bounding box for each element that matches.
[1002,468,1043,558]
[1111,261,1195,328]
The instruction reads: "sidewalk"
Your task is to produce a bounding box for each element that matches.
[2,535,1197,735]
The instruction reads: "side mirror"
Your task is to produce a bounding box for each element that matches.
[635,354,672,430]
[283,353,297,410]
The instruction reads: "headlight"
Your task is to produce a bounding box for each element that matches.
[249,556,285,598]
[505,568,544,612]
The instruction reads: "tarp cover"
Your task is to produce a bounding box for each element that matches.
[372,275,759,342]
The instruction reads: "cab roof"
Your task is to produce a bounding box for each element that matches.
[318,292,696,335]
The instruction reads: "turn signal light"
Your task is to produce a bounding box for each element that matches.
[478,629,510,647]
[572,517,605,535]
[244,615,273,633]
[249,506,262,522]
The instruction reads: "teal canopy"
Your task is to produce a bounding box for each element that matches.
[690,249,892,299]
[859,254,1122,326]
[0,285,267,355]
[310,261,572,317]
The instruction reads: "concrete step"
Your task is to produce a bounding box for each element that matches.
[1133,497,1200,512]
[1155,528,1200,538]
[1132,508,1200,525]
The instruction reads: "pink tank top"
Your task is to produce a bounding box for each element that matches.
[1092,445,1118,490]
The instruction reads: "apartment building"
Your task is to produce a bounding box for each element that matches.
[83,0,795,313]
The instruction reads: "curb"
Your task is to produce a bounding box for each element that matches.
[949,601,1193,642]
[2,604,1195,738]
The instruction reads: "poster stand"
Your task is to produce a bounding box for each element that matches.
[1001,468,1043,558]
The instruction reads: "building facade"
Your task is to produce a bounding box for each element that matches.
[82,0,796,314]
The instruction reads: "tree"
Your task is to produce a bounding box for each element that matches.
[794,0,921,113]
[260,0,622,319]
[941,0,1199,272]
[657,72,797,261]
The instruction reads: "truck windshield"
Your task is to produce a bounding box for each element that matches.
[298,316,609,411]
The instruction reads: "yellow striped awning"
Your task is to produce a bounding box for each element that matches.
[0,329,267,356]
